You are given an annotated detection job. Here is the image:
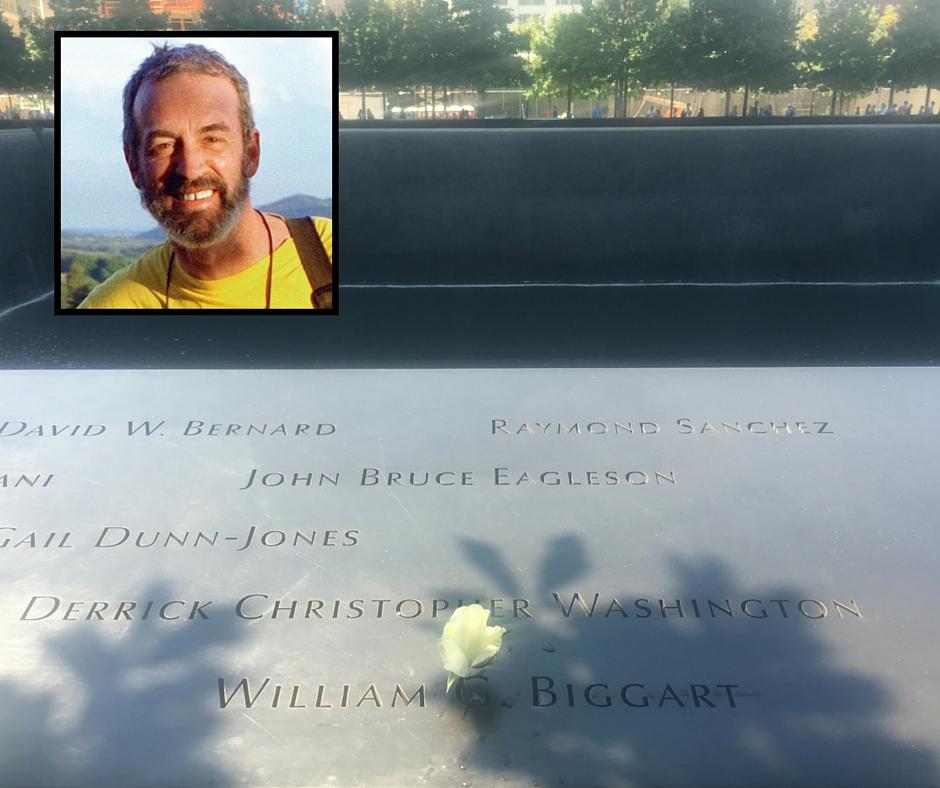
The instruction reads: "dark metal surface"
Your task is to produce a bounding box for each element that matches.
[1,284,938,367]
[1,124,938,367]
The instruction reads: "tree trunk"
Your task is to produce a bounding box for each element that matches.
[724,88,731,116]
[809,90,815,116]
[742,83,750,117]
[423,85,429,119]
[669,81,676,117]
[887,82,895,108]
[443,87,448,118]
[566,79,572,118]
[838,92,844,115]
[431,86,436,120]
[926,85,931,108]
[829,90,837,116]
[360,88,366,118]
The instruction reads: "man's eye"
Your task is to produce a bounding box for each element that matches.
[148,142,173,155]
[205,136,225,144]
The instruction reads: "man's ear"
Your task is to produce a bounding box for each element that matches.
[244,128,260,178]
[124,147,141,189]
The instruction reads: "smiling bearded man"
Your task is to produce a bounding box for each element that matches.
[79,43,332,310]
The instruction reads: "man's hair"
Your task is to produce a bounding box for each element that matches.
[122,43,254,160]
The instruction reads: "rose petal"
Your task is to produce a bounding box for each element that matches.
[439,605,506,686]
[438,635,471,678]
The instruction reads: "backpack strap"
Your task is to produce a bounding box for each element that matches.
[285,216,332,309]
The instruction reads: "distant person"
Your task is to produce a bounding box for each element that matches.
[696,107,704,118]
[785,104,797,118]
[551,106,558,119]
[729,105,738,117]
[366,107,375,120]
[79,43,332,310]
[886,103,898,116]
[591,105,601,119]
[929,101,936,116]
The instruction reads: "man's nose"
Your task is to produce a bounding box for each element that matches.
[171,142,207,181]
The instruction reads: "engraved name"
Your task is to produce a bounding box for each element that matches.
[492,419,834,436]
[0,422,105,437]
[552,593,862,620]
[218,678,426,710]
[531,676,743,709]
[235,595,532,620]
[21,596,212,621]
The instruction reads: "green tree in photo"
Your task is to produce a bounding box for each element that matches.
[299,0,337,30]
[62,261,96,309]
[528,11,601,117]
[800,0,884,115]
[646,0,694,117]
[687,0,799,116]
[449,0,525,117]
[583,0,658,118]
[19,16,54,93]
[886,0,940,109]
[338,0,400,117]
[200,0,302,30]
[0,17,27,96]
[398,0,458,117]
[47,0,103,30]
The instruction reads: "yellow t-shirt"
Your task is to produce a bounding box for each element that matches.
[78,217,332,309]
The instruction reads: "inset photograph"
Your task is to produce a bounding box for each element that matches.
[56,31,337,313]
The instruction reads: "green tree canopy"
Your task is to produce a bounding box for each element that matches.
[0,16,27,95]
[687,0,799,115]
[645,0,694,114]
[398,0,459,93]
[449,0,525,110]
[338,0,400,114]
[528,11,602,117]
[46,0,102,29]
[886,0,940,106]
[199,0,302,30]
[800,0,884,114]
[583,0,658,118]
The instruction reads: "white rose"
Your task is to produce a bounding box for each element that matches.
[438,604,507,692]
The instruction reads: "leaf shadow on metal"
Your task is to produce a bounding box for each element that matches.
[432,536,940,788]
[0,580,243,786]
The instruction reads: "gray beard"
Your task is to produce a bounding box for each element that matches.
[140,172,250,250]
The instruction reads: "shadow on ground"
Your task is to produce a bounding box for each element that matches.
[0,581,241,786]
[431,536,938,787]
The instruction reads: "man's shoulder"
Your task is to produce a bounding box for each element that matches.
[78,243,170,309]
[281,215,332,265]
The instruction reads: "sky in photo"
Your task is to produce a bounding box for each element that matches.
[60,35,333,232]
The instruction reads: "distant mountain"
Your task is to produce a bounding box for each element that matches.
[261,194,332,219]
[135,194,332,240]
